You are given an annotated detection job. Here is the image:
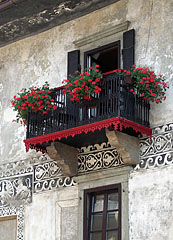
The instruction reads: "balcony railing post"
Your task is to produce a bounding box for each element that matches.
[116,75,119,117]
[26,112,30,139]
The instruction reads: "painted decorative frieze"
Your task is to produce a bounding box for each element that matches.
[0,154,76,207]
[78,142,124,173]
[136,122,173,170]
[0,155,75,240]
[34,161,76,193]
[0,174,32,208]
[0,154,48,178]
[152,122,173,134]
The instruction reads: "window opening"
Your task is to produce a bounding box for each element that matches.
[84,41,120,73]
[84,184,121,240]
[82,41,120,120]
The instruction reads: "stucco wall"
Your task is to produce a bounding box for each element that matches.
[24,186,78,240]
[129,165,173,240]
[0,2,172,239]
[0,0,172,163]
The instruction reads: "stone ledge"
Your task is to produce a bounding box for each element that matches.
[74,165,133,184]
[73,21,130,47]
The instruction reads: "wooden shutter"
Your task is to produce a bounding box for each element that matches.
[67,50,80,76]
[66,50,80,115]
[123,29,135,70]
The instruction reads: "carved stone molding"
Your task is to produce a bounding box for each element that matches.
[74,21,130,47]
[0,206,24,240]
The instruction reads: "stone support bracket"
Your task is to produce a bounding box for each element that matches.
[46,142,78,176]
[106,129,139,165]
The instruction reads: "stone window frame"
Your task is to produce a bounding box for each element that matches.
[74,166,132,240]
[0,206,24,240]
[73,21,130,70]
[56,186,79,240]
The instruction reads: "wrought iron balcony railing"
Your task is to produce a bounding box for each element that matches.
[26,72,150,142]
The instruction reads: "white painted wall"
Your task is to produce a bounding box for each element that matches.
[129,166,173,240]
[25,186,78,240]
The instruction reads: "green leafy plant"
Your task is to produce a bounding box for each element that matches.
[114,65,169,103]
[62,65,103,102]
[11,82,57,124]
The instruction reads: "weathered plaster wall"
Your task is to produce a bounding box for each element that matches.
[127,0,173,126]
[24,186,78,240]
[0,0,172,164]
[129,165,173,240]
[0,0,173,162]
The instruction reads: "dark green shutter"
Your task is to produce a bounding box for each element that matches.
[123,29,135,70]
[67,50,80,76]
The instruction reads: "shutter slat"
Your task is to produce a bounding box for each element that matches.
[123,29,135,70]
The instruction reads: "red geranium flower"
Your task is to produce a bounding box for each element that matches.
[114,65,168,103]
[62,65,103,102]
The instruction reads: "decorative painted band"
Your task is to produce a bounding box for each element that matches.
[24,117,152,152]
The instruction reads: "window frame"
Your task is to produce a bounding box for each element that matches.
[83,184,122,240]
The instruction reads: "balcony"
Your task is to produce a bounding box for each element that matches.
[24,71,152,152]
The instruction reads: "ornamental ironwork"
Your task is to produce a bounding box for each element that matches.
[24,73,151,152]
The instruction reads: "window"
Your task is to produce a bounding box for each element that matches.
[0,216,17,240]
[84,184,121,240]
[84,41,120,73]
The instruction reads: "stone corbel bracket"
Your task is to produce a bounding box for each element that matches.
[106,129,139,165]
[46,142,78,176]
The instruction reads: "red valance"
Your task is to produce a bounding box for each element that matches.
[24,117,152,152]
